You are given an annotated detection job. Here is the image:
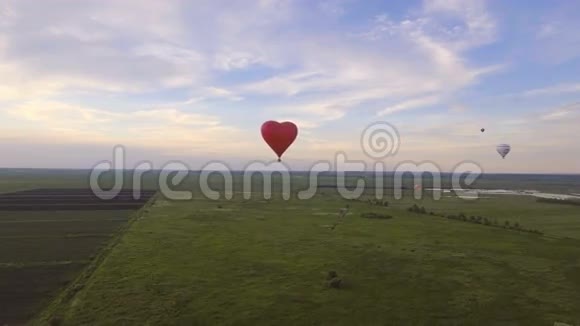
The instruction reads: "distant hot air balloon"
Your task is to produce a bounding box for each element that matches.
[481,128,485,133]
[261,121,298,162]
[496,144,511,159]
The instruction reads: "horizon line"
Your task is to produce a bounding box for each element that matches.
[0,167,579,176]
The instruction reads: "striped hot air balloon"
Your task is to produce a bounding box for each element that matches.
[496,144,511,159]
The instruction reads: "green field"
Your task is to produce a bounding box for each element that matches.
[33,174,580,325]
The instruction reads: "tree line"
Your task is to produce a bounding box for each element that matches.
[407,204,544,235]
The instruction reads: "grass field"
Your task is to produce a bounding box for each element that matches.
[35,180,580,325]
[0,170,577,324]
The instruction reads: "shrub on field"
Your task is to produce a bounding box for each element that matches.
[408,204,428,214]
[329,278,342,288]
[327,271,338,280]
[361,212,393,220]
[368,199,389,207]
[49,316,64,326]
[324,271,343,289]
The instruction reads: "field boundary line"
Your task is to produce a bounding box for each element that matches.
[0,260,90,268]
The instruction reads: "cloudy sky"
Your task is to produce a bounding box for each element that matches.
[0,0,579,173]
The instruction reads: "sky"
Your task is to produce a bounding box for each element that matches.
[0,0,579,173]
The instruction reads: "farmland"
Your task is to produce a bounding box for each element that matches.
[0,186,155,325]
[33,172,580,325]
[0,169,579,324]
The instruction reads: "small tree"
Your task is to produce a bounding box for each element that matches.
[408,204,420,213]
[504,221,510,228]
[419,206,427,214]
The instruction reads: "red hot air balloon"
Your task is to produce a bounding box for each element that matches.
[261,121,298,162]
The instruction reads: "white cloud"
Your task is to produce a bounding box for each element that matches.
[541,110,570,121]
[0,0,209,95]
[377,96,441,116]
[7,101,221,127]
[0,99,257,157]
[531,5,580,64]
[265,0,501,120]
[422,0,496,50]
[537,23,558,39]
[540,102,580,121]
[9,0,574,172]
[201,87,243,101]
[449,103,468,113]
[133,43,203,66]
[521,83,580,97]
[46,25,110,43]
[360,0,496,51]
[318,0,347,17]
[0,0,501,118]
[214,50,264,71]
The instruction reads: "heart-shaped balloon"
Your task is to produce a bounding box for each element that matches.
[261,120,298,161]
